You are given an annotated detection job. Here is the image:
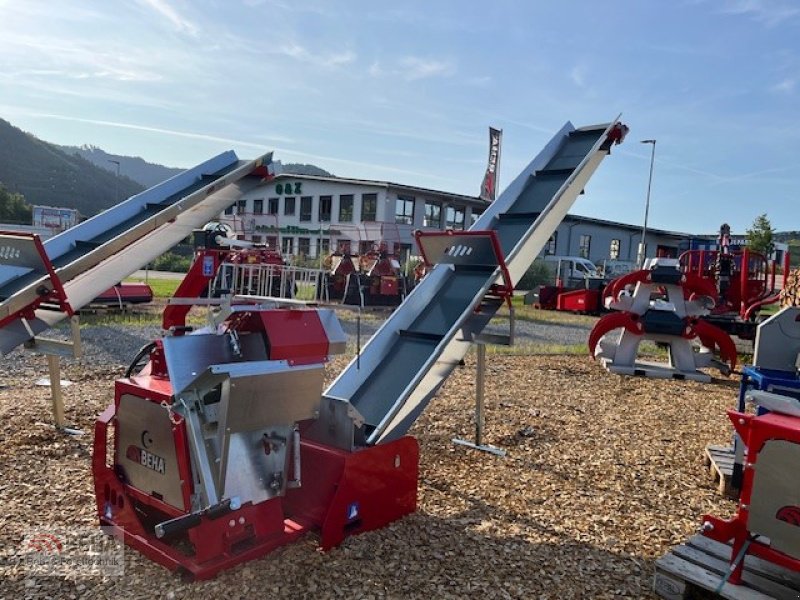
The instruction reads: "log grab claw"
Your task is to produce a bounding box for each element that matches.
[589,258,736,382]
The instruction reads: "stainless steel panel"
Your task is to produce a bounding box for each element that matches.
[316,309,347,355]
[218,363,324,430]
[749,440,800,559]
[116,394,184,509]
[222,426,292,503]
[753,307,800,372]
[162,333,237,396]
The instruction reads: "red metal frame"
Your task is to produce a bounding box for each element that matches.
[679,247,789,319]
[0,231,74,328]
[703,410,800,584]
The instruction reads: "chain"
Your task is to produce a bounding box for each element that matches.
[160,400,183,425]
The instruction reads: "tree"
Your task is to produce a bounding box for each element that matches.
[746,213,775,257]
[0,183,32,223]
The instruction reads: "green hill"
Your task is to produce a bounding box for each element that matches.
[57,144,183,188]
[0,118,144,217]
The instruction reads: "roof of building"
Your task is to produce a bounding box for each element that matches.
[563,213,689,238]
[273,173,489,207]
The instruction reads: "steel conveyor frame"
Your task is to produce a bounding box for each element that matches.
[321,119,621,446]
[0,151,272,355]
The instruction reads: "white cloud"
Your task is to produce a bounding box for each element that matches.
[771,78,796,93]
[719,0,800,26]
[136,0,199,35]
[278,43,356,68]
[398,56,456,81]
[570,65,587,88]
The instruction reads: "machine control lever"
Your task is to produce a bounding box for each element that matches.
[154,497,241,539]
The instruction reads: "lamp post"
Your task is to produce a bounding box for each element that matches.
[638,140,656,268]
[108,159,120,204]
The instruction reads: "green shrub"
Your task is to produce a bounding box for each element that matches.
[516,259,553,291]
[152,251,191,272]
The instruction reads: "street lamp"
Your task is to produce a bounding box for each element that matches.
[108,159,120,204]
[638,140,656,268]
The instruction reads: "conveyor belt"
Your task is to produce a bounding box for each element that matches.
[0,151,272,355]
[323,120,618,445]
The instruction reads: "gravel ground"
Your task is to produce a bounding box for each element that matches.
[0,317,740,599]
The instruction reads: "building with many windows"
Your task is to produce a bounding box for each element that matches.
[219,173,690,267]
[220,173,489,259]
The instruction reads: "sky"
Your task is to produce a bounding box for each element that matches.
[0,0,798,235]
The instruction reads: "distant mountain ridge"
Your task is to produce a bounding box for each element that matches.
[59,148,334,188]
[0,116,333,217]
[0,118,143,216]
[58,144,184,188]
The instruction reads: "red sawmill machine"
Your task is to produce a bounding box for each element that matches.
[86,119,628,579]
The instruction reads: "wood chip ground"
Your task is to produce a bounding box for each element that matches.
[0,349,742,599]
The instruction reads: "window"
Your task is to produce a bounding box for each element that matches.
[471,208,484,226]
[224,204,234,215]
[337,239,351,253]
[610,239,621,260]
[281,237,294,255]
[361,193,377,221]
[252,199,263,215]
[251,234,262,244]
[445,206,465,229]
[319,195,332,222]
[545,233,557,255]
[579,234,591,258]
[320,238,331,255]
[397,243,412,261]
[236,234,246,241]
[395,195,415,225]
[266,235,278,249]
[284,197,296,216]
[298,237,311,256]
[339,194,354,222]
[268,197,279,215]
[236,199,247,215]
[300,196,313,222]
[424,201,441,228]
[359,240,374,255]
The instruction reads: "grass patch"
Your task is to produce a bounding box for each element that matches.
[124,277,182,299]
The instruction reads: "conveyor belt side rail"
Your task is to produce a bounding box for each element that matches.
[0,231,73,327]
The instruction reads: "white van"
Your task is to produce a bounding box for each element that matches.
[542,255,602,282]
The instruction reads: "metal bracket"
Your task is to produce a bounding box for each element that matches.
[452,305,515,457]
[22,315,82,432]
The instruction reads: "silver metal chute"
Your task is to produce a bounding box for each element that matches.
[320,120,620,446]
[0,151,272,355]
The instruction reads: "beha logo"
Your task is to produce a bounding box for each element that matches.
[126,444,166,475]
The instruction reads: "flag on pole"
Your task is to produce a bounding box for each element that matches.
[479,127,502,202]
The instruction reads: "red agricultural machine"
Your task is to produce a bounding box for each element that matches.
[87,119,625,579]
[678,223,789,340]
[588,224,790,381]
[321,242,407,307]
[163,223,290,330]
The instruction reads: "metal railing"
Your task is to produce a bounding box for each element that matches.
[214,263,328,301]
